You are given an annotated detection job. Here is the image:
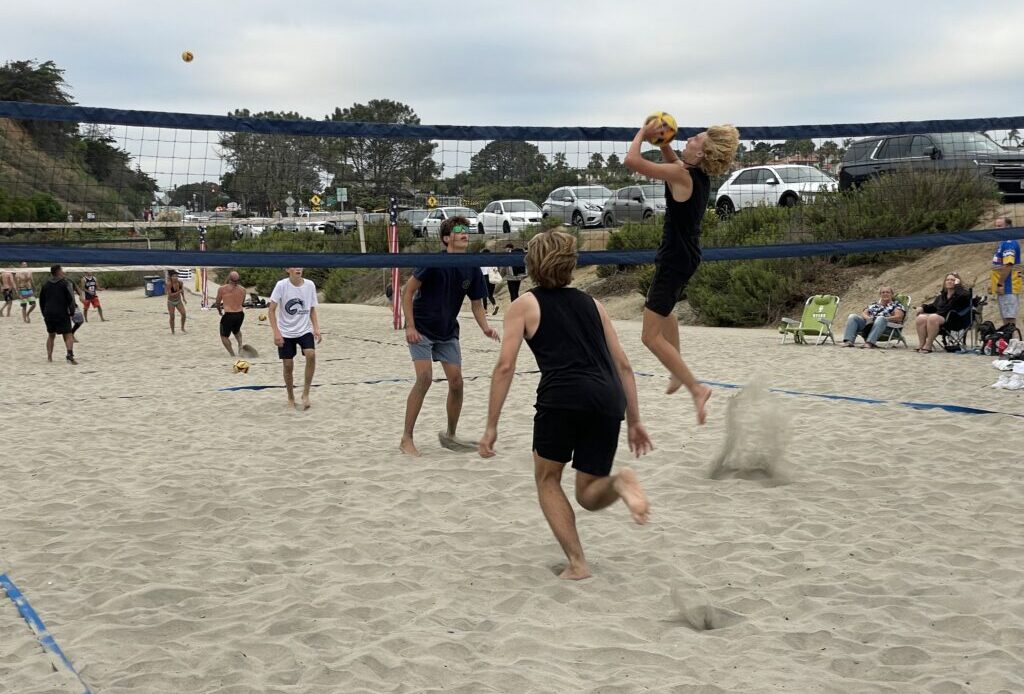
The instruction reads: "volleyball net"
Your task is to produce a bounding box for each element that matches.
[2,100,1024,321]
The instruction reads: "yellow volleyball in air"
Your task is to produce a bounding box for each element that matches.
[233,359,250,374]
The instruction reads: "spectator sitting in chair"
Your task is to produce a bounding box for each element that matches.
[914,272,971,353]
[841,286,906,349]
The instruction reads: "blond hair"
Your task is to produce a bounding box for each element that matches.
[527,228,577,289]
[699,124,741,177]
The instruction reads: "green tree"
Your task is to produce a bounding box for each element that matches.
[219,110,323,216]
[324,99,439,210]
[470,140,548,184]
[0,59,77,155]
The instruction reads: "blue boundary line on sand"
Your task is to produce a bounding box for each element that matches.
[220,373,1022,418]
[0,573,92,694]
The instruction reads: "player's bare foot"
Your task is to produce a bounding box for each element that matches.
[287,398,297,410]
[691,384,712,425]
[399,437,422,457]
[558,563,592,580]
[613,467,649,524]
[438,430,477,452]
[666,375,682,394]
[301,395,312,410]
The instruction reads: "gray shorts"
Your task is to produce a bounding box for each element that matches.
[409,335,461,365]
[997,294,1020,320]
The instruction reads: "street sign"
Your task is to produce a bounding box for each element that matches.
[325,196,336,206]
[286,205,294,215]
[427,196,438,208]
[310,194,321,206]
[337,187,348,202]
[284,195,296,206]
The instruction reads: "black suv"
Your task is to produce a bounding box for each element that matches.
[838,132,1024,198]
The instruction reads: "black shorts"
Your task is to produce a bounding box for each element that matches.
[645,255,701,316]
[533,408,622,477]
[277,332,315,359]
[43,314,73,335]
[2,288,12,302]
[219,311,245,337]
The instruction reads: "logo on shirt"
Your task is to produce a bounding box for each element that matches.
[284,298,305,315]
[462,279,470,290]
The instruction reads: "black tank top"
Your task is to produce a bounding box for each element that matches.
[525,287,626,418]
[656,166,710,264]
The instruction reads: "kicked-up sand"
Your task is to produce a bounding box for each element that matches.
[1,288,1022,693]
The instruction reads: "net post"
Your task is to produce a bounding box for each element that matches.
[388,195,402,330]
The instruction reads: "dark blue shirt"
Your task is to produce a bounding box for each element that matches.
[412,263,487,341]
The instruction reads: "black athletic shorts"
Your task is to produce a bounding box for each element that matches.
[43,314,72,335]
[2,288,12,302]
[533,408,622,477]
[219,311,245,337]
[277,332,316,360]
[645,255,701,317]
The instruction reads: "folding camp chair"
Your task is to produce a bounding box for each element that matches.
[779,295,840,345]
[873,293,911,348]
[937,289,983,352]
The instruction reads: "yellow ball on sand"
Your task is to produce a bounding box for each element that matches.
[233,359,250,374]
[644,111,678,147]
[181,51,194,63]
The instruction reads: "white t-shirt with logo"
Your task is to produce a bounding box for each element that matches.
[270,278,318,338]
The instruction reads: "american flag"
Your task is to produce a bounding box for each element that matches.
[388,195,399,226]
[387,195,401,329]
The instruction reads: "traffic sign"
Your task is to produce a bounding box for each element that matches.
[325,196,336,206]
[337,187,348,202]
[309,194,321,206]
[427,196,438,208]
[284,195,296,206]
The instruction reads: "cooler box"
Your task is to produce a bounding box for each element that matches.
[144,276,165,297]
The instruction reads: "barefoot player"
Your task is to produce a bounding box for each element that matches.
[624,118,739,425]
[213,271,247,355]
[268,268,321,410]
[479,228,653,580]
[400,216,500,457]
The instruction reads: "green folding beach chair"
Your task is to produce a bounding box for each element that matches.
[873,293,911,348]
[779,294,840,345]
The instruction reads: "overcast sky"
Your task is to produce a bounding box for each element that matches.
[5,0,1024,130]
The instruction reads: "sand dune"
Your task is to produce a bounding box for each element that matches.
[1,289,1022,693]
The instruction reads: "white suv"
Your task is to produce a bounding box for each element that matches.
[478,199,542,234]
[714,165,837,217]
[421,206,481,237]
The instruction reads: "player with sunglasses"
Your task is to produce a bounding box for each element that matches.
[400,216,501,456]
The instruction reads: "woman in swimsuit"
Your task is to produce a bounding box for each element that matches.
[166,270,187,334]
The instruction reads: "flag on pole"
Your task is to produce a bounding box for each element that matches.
[198,225,209,309]
[387,195,401,330]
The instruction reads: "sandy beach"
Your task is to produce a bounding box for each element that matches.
[1,287,1023,693]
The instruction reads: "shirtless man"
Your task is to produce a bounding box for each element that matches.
[1,267,15,317]
[16,262,36,323]
[166,269,187,333]
[213,271,247,355]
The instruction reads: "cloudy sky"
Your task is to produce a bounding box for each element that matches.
[5,0,1024,130]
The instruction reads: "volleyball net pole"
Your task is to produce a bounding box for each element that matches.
[387,196,402,330]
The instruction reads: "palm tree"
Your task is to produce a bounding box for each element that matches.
[1003,128,1021,148]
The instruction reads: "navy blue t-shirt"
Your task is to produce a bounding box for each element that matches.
[412,264,487,341]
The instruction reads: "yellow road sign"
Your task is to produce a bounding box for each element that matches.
[309,194,321,206]
[426,196,438,208]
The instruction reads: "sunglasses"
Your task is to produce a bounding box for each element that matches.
[452,225,469,234]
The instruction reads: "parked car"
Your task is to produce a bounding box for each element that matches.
[714,165,837,217]
[399,209,430,237]
[837,131,1024,198]
[421,206,481,237]
[602,184,666,226]
[541,185,612,227]
[478,199,543,234]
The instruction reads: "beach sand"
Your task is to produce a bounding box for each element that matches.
[1,289,1023,693]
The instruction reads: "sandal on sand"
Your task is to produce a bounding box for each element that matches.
[841,341,855,348]
[916,348,933,353]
